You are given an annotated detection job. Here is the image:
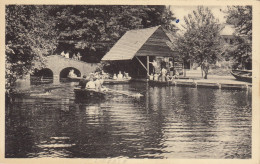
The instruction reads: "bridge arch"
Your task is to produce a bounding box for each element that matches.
[38,55,98,84]
[60,67,81,79]
[32,68,53,77]
[30,68,54,85]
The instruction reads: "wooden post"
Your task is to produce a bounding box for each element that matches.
[135,56,148,75]
[147,56,149,76]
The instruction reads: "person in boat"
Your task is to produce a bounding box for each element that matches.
[117,71,123,80]
[94,75,108,92]
[123,72,131,80]
[113,74,117,80]
[68,69,77,78]
[100,70,109,79]
[78,75,88,89]
[94,77,101,92]
[86,77,96,90]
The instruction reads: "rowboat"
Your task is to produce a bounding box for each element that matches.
[74,87,143,101]
[230,70,252,83]
[74,88,106,100]
[103,78,131,84]
[67,76,83,82]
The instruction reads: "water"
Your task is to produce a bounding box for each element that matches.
[5,82,252,158]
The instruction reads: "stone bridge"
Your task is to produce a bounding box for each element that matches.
[42,55,98,84]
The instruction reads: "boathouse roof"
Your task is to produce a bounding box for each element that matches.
[102,25,177,61]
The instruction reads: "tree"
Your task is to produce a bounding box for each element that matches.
[5,5,177,91]
[225,6,252,69]
[51,5,176,62]
[175,6,223,79]
[5,5,58,91]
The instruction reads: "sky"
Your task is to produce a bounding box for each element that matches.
[170,6,228,32]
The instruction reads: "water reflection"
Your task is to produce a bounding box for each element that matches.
[5,82,251,158]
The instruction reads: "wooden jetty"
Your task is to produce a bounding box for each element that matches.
[146,79,252,90]
[196,82,220,89]
[175,81,196,87]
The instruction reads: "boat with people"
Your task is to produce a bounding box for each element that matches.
[74,87,143,101]
[102,71,132,84]
[67,76,84,82]
[74,88,106,100]
[230,70,252,83]
[103,78,131,85]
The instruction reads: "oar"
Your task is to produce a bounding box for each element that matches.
[105,88,143,98]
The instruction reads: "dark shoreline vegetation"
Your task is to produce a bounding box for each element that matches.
[5,5,252,94]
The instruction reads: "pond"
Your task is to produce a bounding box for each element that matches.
[5,82,252,158]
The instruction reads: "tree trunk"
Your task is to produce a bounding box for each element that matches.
[201,67,204,78]
[204,70,208,79]
[203,65,209,79]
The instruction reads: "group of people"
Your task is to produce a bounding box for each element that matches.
[112,71,131,80]
[78,74,105,92]
[78,71,107,92]
[61,51,82,60]
[149,68,179,82]
[149,58,179,82]
[78,70,132,91]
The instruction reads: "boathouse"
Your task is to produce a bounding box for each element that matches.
[101,25,180,78]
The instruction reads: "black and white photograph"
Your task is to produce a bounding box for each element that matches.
[1,0,260,163]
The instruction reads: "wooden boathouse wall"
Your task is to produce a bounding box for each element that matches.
[135,27,177,57]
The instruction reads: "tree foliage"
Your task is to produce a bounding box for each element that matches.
[50,5,176,62]
[225,6,252,69]
[6,5,58,90]
[175,6,223,79]
[5,5,176,91]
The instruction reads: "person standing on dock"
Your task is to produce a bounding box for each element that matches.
[154,73,159,81]
[161,67,167,82]
[149,59,158,74]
